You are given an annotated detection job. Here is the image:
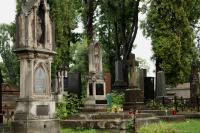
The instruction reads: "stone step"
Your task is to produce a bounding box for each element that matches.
[67,112,155,120]
[138,110,173,116]
[123,102,145,110]
[178,112,200,119]
[60,119,130,130]
[158,115,185,122]
[67,112,133,120]
[136,113,155,118]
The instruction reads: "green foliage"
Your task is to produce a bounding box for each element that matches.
[142,0,200,85]
[126,120,134,133]
[138,119,200,133]
[48,0,81,79]
[0,24,19,85]
[16,0,26,14]
[70,38,88,95]
[111,91,125,108]
[145,100,164,110]
[56,94,82,119]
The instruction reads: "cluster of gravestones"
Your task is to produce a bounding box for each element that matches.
[5,0,181,132]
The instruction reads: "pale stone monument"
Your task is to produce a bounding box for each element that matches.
[12,0,59,132]
[84,41,107,111]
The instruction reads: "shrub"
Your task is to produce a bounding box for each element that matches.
[56,93,82,119]
[111,90,125,108]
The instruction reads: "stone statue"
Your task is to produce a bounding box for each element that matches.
[94,43,100,73]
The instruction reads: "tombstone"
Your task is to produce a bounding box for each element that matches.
[84,41,107,112]
[64,72,81,97]
[139,69,147,91]
[123,55,145,110]
[113,60,127,89]
[190,61,200,98]
[12,0,59,132]
[144,77,154,101]
[55,68,67,102]
[155,71,166,98]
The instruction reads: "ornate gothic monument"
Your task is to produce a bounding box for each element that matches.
[84,41,107,111]
[12,0,59,132]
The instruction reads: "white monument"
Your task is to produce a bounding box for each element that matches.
[12,0,59,132]
[84,41,107,111]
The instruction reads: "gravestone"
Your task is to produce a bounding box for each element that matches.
[84,41,107,112]
[190,61,200,98]
[155,71,166,98]
[144,77,154,101]
[64,72,81,97]
[139,69,147,91]
[12,0,59,132]
[123,54,145,110]
[113,60,127,89]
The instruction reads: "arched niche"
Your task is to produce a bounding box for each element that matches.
[34,65,48,95]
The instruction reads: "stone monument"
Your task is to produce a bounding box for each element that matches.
[124,54,144,110]
[155,71,166,98]
[12,0,59,132]
[84,41,107,111]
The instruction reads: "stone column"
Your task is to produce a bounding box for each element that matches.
[155,71,166,98]
[12,0,59,132]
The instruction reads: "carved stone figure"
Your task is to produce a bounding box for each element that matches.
[94,43,100,73]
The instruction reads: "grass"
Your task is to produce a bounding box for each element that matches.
[61,119,200,133]
[138,119,200,133]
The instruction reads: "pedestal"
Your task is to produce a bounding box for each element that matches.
[12,119,59,133]
[12,98,59,133]
[84,79,107,112]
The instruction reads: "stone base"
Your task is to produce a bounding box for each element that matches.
[82,104,107,112]
[12,119,60,133]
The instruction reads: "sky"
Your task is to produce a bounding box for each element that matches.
[0,0,155,77]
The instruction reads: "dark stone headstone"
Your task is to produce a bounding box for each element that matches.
[64,73,81,97]
[115,61,124,82]
[139,69,147,90]
[96,83,104,95]
[144,77,154,100]
[36,105,49,116]
[89,83,93,96]
[155,71,166,97]
[113,61,127,89]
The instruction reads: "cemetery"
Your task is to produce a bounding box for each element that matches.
[0,0,200,133]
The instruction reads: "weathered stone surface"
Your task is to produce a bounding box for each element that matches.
[65,72,81,97]
[155,71,166,97]
[13,0,59,132]
[85,41,107,111]
[12,119,60,133]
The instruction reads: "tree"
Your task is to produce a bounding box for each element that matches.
[142,0,200,85]
[48,0,81,70]
[96,0,141,85]
[0,24,19,85]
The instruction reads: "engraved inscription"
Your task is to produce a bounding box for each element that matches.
[34,67,46,94]
[37,105,49,116]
